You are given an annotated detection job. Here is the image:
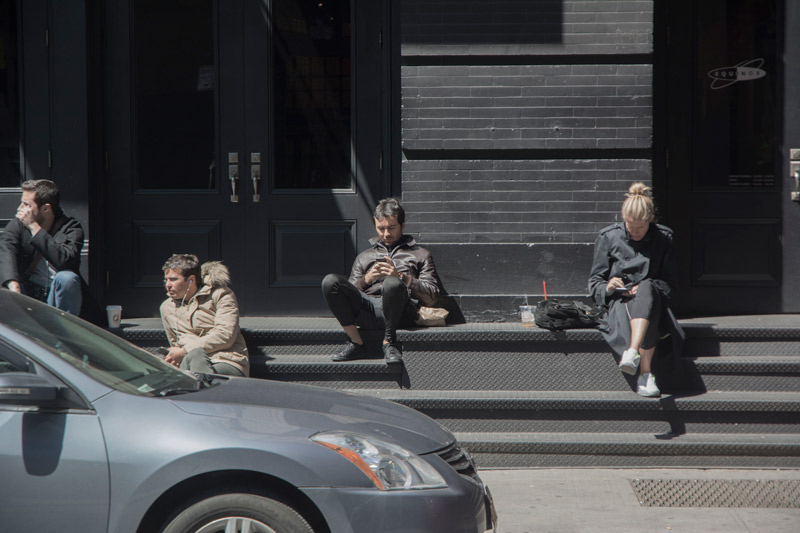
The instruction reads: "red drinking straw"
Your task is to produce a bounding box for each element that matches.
[543,280,547,300]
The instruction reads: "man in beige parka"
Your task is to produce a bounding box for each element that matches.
[160,254,249,376]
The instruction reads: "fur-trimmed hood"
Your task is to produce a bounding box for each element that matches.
[201,261,231,288]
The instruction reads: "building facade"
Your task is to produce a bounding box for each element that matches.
[0,0,797,319]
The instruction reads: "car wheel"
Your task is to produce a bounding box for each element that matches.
[162,493,314,533]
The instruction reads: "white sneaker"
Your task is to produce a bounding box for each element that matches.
[619,349,641,375]
[637,372,661,397]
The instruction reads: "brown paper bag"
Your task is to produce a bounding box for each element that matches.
[415,306,449,327]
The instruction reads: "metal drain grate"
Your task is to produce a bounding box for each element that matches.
[629,479,800,508]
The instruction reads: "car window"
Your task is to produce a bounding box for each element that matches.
[0,295,199,396]
[0,341,31,373]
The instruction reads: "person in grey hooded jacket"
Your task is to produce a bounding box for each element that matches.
[588,183,685,397]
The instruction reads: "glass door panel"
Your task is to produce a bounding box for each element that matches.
[132,0,215,191]
[273,0,352,190]
[0,0,20,186]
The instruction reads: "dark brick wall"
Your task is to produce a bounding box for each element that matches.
[397,1,655,317]
[401,0,653,54]
[403,158,652,244]
[401,64,652,151]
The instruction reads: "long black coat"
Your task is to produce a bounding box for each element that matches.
[588,222,685,364]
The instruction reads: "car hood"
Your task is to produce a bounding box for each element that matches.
[169,377,454,454]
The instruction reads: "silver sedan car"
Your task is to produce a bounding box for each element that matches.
[0,291,496,532]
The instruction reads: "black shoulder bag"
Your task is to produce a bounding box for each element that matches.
[533,299,602,331]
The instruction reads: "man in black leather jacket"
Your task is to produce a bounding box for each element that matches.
[321,198,442,363]
[0,179,84,315]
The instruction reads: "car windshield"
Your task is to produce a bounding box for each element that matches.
[0,293,199,396]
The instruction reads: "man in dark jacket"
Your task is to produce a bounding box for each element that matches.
[321,198,442,363]
[0,179,84,314]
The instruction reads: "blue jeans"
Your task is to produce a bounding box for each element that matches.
[46,271,83,315]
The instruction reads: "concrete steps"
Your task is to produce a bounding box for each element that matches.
[350,389,800,434]
[117,314,800,468]
[455,432,800,468]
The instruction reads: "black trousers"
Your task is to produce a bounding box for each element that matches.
[321,273,417,344]
[623,279,662,350]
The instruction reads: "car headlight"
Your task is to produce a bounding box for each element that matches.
[311,431,447,491]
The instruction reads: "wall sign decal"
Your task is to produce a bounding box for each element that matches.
[708,58,766,89]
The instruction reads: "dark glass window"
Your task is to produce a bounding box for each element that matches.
[0,0,20,187]
[132,0,214,190]
[693,0,778,189]
[273,0,352,189]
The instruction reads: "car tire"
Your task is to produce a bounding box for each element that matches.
[162,492,315,533]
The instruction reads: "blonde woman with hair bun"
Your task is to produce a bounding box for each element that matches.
[588,182,685,398]
[622,182,655,225]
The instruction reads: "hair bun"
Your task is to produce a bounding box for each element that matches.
[627,182,651,198]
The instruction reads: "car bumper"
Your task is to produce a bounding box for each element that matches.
[302,479,495,533]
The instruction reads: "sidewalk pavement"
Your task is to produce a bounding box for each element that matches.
[480,468,800,533]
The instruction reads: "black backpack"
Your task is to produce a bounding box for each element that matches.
[533,299,602,331]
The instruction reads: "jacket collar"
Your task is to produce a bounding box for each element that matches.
[368,234,416,249]
[172,283,210,308]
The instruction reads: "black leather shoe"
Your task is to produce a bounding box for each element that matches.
[332,340,366,361]
[382,343,403,364]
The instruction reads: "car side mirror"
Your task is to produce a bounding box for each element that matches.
[0,372,59,405]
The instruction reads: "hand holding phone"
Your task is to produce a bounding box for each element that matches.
[380,256,397,275]
[366,256,394,284]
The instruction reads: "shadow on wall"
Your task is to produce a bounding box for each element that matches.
[429,243,596,323]
[435,289,467,325]
[401,0,564,45]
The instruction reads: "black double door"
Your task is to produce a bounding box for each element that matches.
[104,0,387,316]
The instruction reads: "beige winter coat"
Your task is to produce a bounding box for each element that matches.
[160,261,249,376]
